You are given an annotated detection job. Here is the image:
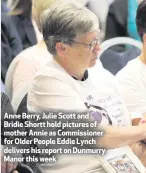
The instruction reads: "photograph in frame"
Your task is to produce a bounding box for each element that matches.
[97,146,146,173]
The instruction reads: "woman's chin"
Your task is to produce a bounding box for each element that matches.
[89,58,97,68]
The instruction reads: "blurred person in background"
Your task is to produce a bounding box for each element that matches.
[9,0,37,50]
[5,0,55,113]
[116,0,146,122]
[1,2,23,83]
[105,0,143,45]
[78,0,110,38]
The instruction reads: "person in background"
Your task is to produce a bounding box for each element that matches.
[1,2,23,83]
[9,0,37,50]
[5,0,55,113]
[27,1,146,172]
[105,0,142,44]
[116,0,146,123]
[78,0,110,37]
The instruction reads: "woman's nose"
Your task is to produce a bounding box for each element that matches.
[93,44,101,55]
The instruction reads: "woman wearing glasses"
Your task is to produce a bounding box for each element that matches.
[27,1,146,173]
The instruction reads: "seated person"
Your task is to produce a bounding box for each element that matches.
[78,0,110,34]
[1,2,23,83]
[10,0,37,50]
[116,0,146,121]
[5,0,55,112]
[27,1,146,172]
[105,0,141,41]
[105,0,142,52]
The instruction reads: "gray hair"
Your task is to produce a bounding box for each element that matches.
[42,0,99,55]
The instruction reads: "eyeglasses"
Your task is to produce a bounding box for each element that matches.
[68,32,101,51]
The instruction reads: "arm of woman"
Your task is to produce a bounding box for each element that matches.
[97,124,146,149]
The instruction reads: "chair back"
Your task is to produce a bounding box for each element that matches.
[99,37,142,57]
[99,37,142,75]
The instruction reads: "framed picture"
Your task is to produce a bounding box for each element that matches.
[97,146,146,173]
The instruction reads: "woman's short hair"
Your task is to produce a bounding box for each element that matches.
[32,0,56,32]
[42,0,99,55]
[136,0,146,41]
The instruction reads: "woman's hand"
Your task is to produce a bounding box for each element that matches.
[131,116,146,166]
[130,142,146,166]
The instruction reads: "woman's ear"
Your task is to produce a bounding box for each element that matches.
[56,42,66,56]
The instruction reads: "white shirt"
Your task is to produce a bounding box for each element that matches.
[6,45,52,112]
[116,58,146,116]
[28,59,131,173]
